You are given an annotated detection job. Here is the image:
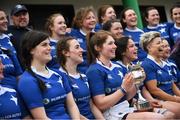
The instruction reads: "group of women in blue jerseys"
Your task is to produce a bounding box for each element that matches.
[0,3,180,120]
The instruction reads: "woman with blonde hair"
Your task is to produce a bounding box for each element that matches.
[140,31,180,118]
[45,13,67,69]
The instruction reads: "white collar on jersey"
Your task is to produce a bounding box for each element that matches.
[125,27,144,32]
[147,55,166,68]
[59,66,86,79]
[80,29,95,36]
[174,23,180,30]
[31,66,55,78]
[96,59,121,71]
[49,37,58,43]
[147,25,159,29]
[0,33,9,39]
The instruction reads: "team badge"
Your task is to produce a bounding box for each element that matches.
[43,98,50,104]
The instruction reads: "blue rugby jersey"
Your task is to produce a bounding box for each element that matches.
[169,23,180,43]
[86,60,126,104]
[18,67,72,119]
[0,84,27,119]
[59,67,95,119]
[141,55,175,96]
[0,34,23,89]
[47,38,60,70]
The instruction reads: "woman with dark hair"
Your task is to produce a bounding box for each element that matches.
[86,30,165,120]
[169,4,180,45]
[120,8,146,61]
[140,31,180,118]
[143,7,172,47]
[102,19,124,39]
[56,36,104,119]
[95,5,116,31]
[18,30,80,119]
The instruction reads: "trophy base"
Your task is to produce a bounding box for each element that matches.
[134,100,153,112]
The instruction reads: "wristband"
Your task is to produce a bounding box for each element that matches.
[119,86,127,95]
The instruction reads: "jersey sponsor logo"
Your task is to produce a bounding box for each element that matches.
[157,70,162,75]
[173,32,178,37]
[50,94,66,102]
[107,74,113,80]
[76,95,90,101]
[43,98,50,104]
[72,83,79,89]
[105,88,111,94]
[45,82,52,88]
[0,112,21,119]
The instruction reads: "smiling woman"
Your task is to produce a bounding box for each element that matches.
[85,30,173,120]
[140,31,180,118]
[17,30,80,119]
[55,36,104,119]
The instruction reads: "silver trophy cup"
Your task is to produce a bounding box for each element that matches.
[128,63,153,112]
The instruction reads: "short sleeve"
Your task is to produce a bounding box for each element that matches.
[141,62,157,83]
[18,73,44,109]
[86,68,106,96]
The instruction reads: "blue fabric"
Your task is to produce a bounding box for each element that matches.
[59,68,95,119]
[86,61,126,104]
[0,84,27,119]
[18,69,71,119]
[141,56,174,96]
[0,34,23,89]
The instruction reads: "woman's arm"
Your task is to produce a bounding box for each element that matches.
[93,73,134,111]
[172,82,180,96]
[30,107,50,119]
[66,92,80,120]
[90,99,104,119]
[146,80,180,102]
[142,86,162,108]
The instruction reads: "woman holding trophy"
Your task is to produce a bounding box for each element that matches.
[86,30,170,120]
[140,31,180,119]
[114,36,175,118]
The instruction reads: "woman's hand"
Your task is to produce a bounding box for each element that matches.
[149,99,162,108]
[121,73,134,92]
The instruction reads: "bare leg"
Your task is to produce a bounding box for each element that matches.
[160,101,180,119]
[126,112,165,120]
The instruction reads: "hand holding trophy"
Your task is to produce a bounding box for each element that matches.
[128,62,153,112]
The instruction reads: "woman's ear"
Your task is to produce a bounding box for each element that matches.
[30,49,35,55]
[62,50,69,57]
[94,45,101,52]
